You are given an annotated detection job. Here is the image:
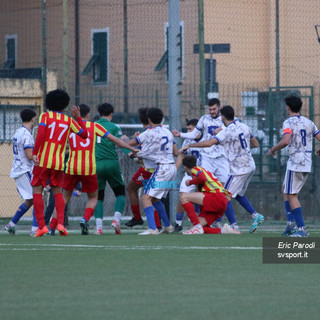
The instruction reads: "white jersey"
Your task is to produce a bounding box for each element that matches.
[181,134,203,165]
[215,121,256,175]
[282,115,319,172]
[136,125,176,164]
[181,114,226,158]
[10,126,34,178]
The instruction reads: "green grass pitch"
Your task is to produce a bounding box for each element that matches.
[0,224,319,320]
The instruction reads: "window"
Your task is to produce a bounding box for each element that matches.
[82,28,109,85]
[3,35,17,69]
[155,22,184,81]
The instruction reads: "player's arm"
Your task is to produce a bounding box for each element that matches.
[24,148,33,160]
[186,171,207,186]
[314,132,320,157]
[71,106,88,139]
[268,129,291,157]
[250,136,259,149]
[175,153,183,169]
[107,133,138,154]
[172,127,202,140]
[32,113,47,165]
[173,143,179,157]
[179,138,218,153]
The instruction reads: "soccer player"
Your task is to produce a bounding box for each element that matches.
[48,104,138,235]
[268,96,320,237]
[131,107,178,235]
[181,106,264,233]
[94,103,133,235]
[174,119,203,232]
[125,107,161,229]
[31,89,88,237]
[5,108,38,236]
[172,98,230,185]
[179,155,239,235]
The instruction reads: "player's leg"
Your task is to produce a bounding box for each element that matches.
[284,171,309,237]
[175,198,184,232]
[5,173,34,235]
[52,185,68,236]
[125,178,144,226]
[281,186,296,235]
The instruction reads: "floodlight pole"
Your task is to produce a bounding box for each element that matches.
[168,0,181,225]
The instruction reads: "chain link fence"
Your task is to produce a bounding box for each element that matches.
[1,0,320,220]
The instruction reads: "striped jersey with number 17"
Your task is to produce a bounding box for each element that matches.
[65,121,109,175]
[35,111,85,171]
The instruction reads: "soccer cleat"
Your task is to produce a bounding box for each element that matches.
[231,223,240,232]
[221,223,241,234]
[4,224,16,235]
[212,221,223,229]
[30,228,38,237]
[182,224,204,235]
[80,218,89,235]
[125,218,144,227]
[94,229,103,235]
[282,223,296,236]
[249,213,264,233]
[57,224,68,236]
[138,228,160,235]
[48,228,56,236]
[34,226,49,237]
[160,225,174,234]
[174,223,183,233]
[289,230,309,237]
[111,220,121,234]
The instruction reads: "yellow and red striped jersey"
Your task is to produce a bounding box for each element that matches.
[65,121,109,175]
[35,111,85,171]
[191,166,232,200]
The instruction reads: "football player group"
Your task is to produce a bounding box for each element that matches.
[5,89,320,237]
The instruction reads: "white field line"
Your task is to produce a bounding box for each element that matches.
[0,243,262,251]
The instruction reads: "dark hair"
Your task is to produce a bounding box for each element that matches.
[20,108,37,122]
[79,104,91,118]
[220,105,234,121]
[285,96,302,113]
[187,118,198,127]
[138,107,149,125]
[45,89,70,111]
[98,103,114,117]
[146,107,163,124]
[208,98,220,107]
[182,155,197,169]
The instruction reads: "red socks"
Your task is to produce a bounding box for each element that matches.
[203,226,221,234]
[50,217,58,230]
[84,207,94,222]
[33,193,45,229]
[131,204,141,220]
[182,202,200,225]
[54,193,65,225]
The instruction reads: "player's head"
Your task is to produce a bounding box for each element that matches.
[20,108,37,123]
[147,107,163,125]
[45,89,70,111]
[79,104,90,119]
[186,119,198,132]
[98,103,114,117]
[208,98,220,119]
[285,96,302,113]
[182,155,197,173]
[138,107,149,125]
[220,105,234,122]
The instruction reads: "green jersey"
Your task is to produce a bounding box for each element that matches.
[95,118,130,160]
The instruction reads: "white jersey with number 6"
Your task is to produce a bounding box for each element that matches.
[215,121,255,175]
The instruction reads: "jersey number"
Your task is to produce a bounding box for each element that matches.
[300,129,306,146]
[69,132,90,148]
[161,136,169,151]
[48,122,69,141]
[239,133,248,149]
